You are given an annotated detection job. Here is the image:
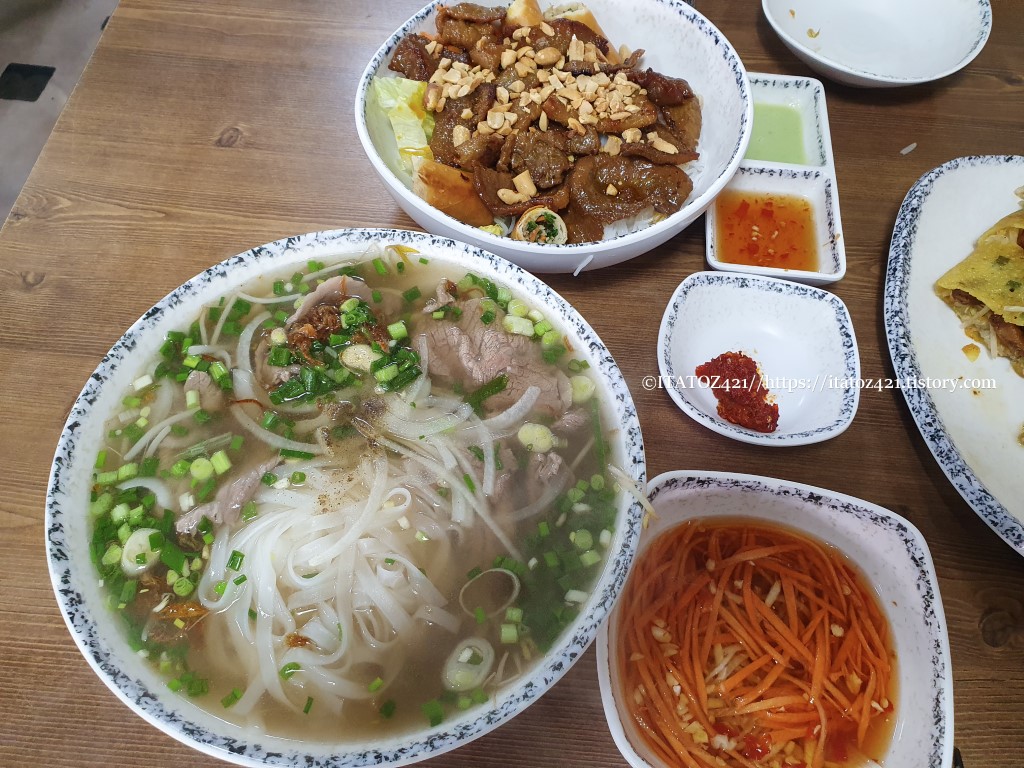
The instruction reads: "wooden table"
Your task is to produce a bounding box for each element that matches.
[1,1,1022,765]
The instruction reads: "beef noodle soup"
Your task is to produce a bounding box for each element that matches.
[87,244,620,740]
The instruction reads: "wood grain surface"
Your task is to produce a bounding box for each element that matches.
[1,1,1022,766]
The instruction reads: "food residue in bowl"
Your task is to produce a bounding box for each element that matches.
[695,351,779,433]
[715,190,818,272]
[744,103,806,165]
[615,518,896,767]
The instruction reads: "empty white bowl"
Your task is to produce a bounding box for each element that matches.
[597,470,954,768]
[657,271,859,445]
[355,0,753,273]
[762,0,992,88]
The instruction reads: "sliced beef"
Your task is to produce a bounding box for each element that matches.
[552,408,589,434]
[430,87,497,168]
[530,18,610,59]
[594,95,658,133]
[511,129,573,189]
[443,3,506,22]
[563,155,693,243]
[473,165,570,216]
[454,133,505,169]
[184,370,226,413]
[566,126,601,155]
[470,37,508,71]
[388,34,438,82]
[254,337,300,390]
[176,457,280,534]
[436,5,502,49]
[540,95,574,127]
[569,154,692,223]
[422,279,459,314]
[620,129,699,165]
[661,100,702,155]
[626,68,695,106]
[418,298,572,417]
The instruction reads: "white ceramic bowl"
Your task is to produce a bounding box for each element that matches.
[763,0,992,88]
[658,271,859,445]
[46,228,647,766]
[706,165,846,285]
[355,0,752,273]
[597,470,954,768]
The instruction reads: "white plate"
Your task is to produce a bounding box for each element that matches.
[658,272,859,445]
[597,471,953,768]
[885,154,1024,555]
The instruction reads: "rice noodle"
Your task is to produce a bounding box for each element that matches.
[123,411,196,462]
[210,294,239,347]
[236,311,271,374]
[230,403,327,455]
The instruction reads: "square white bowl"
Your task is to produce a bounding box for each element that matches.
[706,165,846,285]
[597,470,954,768]
[657,271,859,445]
[748,73,832,168]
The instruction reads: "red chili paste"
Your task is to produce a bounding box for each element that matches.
[695,352,779,433]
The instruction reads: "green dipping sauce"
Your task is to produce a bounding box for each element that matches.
[745,103,806,164]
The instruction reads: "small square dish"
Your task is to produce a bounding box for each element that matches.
[706,166,846,285]
[597,470,954,768]
[746,74,832,168]
[657,271,859,445]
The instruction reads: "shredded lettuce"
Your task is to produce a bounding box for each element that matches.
[368,77,435,186]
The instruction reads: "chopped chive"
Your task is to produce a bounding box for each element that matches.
[303,696,314,714]
[280,448,315,460]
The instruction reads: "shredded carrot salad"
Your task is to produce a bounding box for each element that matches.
[616,520,894,768]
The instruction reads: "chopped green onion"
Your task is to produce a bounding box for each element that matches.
[474,606,486,625]
[372,258,388,275]
[500,623,519,644]
[233,574,247,586]
[380,700,396,719]
[221,687,244,708]
[290,471,306,484]
[421,699,445,727]
[173,577,194,597]
[227,550,245,571]
[303,696,314,714]
[463,474,476,493]
[210,450,232,475]
[368,677,384,692]
[261,472,277,486]
[280,448,315,460]
[280,662,301,679]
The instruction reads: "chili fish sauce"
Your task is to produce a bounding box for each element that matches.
[715,190,819,271]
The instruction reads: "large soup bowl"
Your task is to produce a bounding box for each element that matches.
[46,228,646,766]
[355,0,752,273]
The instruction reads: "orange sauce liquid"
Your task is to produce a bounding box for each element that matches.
[715,190,818,271]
